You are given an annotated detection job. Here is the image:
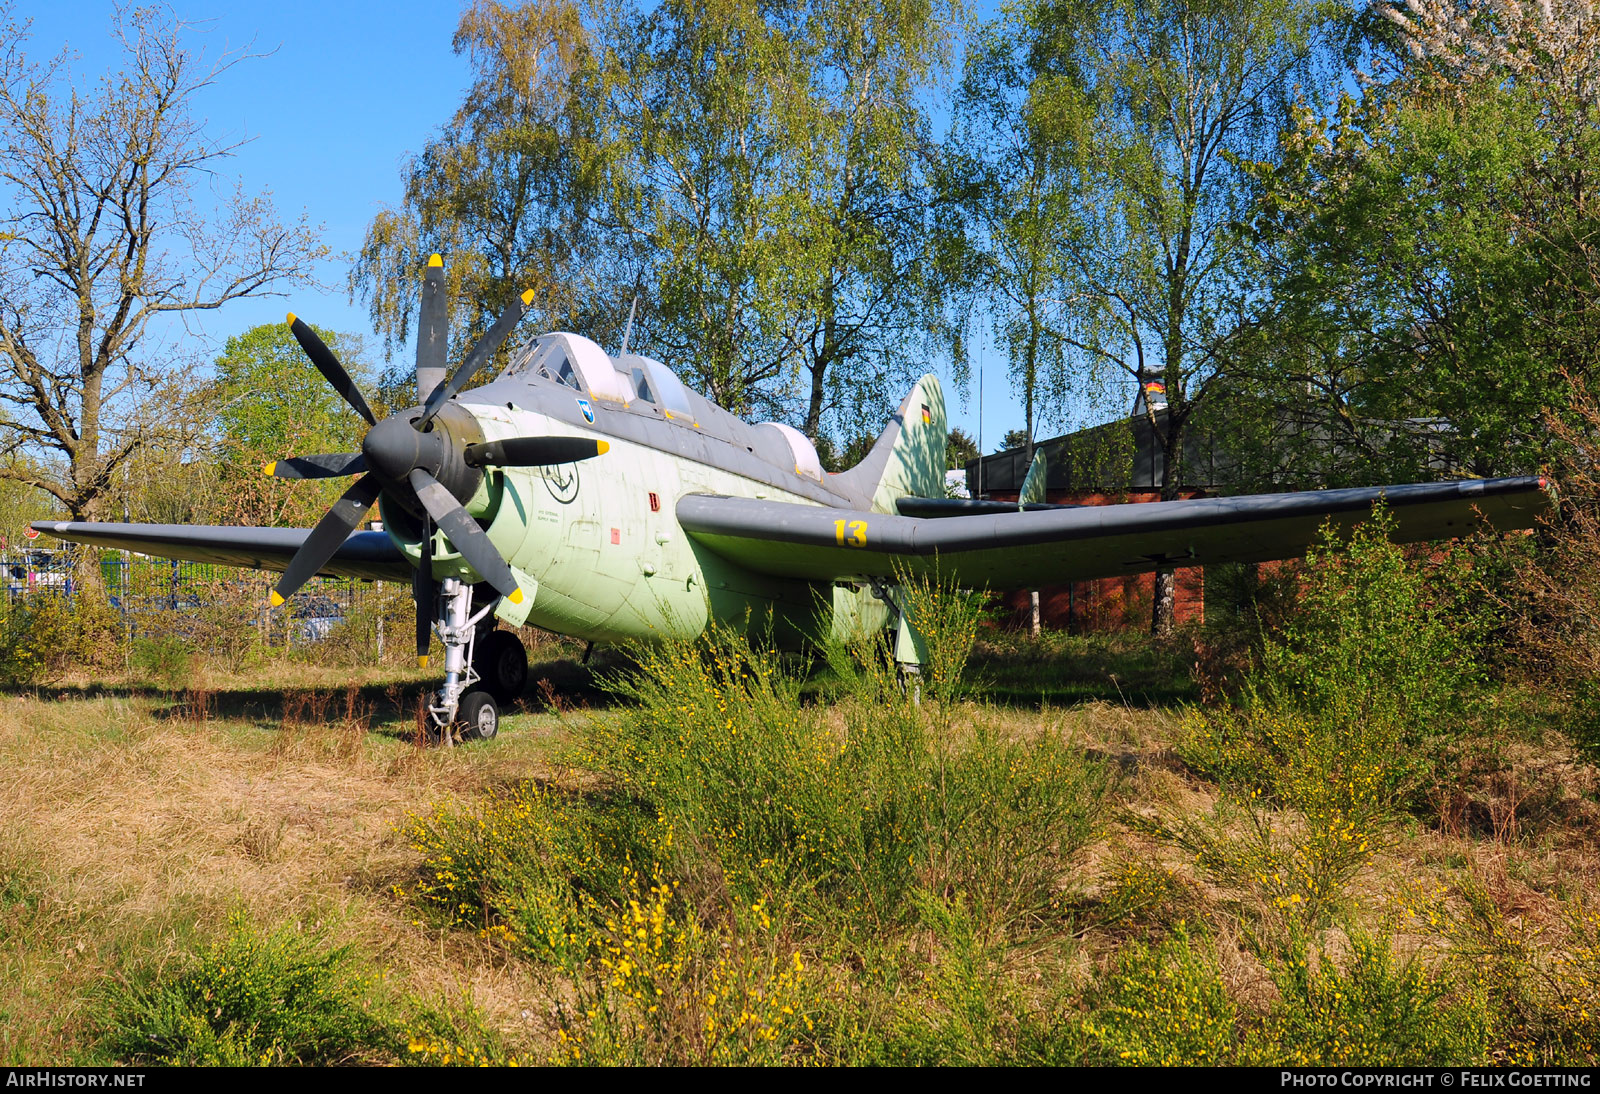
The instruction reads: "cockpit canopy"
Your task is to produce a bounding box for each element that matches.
[505,332,697,420]
[506,332,633,403]
[501,331,822,482]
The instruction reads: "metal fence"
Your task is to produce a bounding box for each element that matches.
[1,546,393,647]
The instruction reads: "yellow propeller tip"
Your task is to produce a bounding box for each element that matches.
[427,253,443,267]
[596,440,610,455]
[418,655,429,669]
[262,461,276,477]
[509,588,524,605]
[520,288,535,306]
[269,591,285,608]
[286,311,297,325]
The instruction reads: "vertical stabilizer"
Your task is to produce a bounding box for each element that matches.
[831,375,947,513]
[1018,449,1047,508]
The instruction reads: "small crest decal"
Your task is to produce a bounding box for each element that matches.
[577,397,595,424]
[920,403,931,425]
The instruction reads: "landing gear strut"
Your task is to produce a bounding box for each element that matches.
[426,577,499,744]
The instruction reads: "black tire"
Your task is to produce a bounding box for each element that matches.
[457,689,499,741]
[474,629,528,704]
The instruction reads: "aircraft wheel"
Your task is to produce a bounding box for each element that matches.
[457,689,499,741]
[475,629,528,704]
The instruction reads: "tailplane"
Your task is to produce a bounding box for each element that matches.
[831,374,947,513]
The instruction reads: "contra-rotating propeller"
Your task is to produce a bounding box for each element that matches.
[263,264,605,667]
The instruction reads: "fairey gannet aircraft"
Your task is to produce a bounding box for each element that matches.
[33,257,1552,741]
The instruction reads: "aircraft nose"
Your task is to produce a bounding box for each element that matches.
[362,413,439,484]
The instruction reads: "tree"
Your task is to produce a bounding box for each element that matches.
[352,0,616,368]
[946,426,980,468]
[355,0,956,430]
[944,14,1077,469]
[757,0,955,439]
[0,6,323,583]
[210,323,374,528]
[1018,0,1339,635]
[1000,427,1031,452]
[1232,2,1600,488]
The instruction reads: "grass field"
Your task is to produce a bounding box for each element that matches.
[2,579,1598,1064]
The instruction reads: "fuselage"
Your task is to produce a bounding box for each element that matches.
[378,331,892,646]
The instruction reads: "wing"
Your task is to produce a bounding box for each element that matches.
[678,476,1551,589]
[28,522,412,584]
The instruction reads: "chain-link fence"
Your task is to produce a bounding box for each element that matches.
[1,545,399,653]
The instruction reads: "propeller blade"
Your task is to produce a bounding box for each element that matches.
[413,514,434,668]
[263,453,367,480]
[416,288,534,428]
[416,254,448,405]
[407,467,523,603]
[270,473,383,606]
[288,314,378,427]
[463,437,608,468]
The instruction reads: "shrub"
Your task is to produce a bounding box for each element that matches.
[551,872,824,1066]
[398,782,656,968]
[897,567,986,707]
[0,591,124,686]
[1183,506,1482,808]
[1078,928,1239,1065]
[589,623,1109,931]
[1504,375,1600,758]
[102,913,394,1065]
[858,892,1079,1066]
[130,636,193,689]
[1419,877,1600,1065]
[1256,930,1490,1066]
[1172,508,1486,924]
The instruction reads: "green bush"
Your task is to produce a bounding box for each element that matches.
[399,781,657,968]
[1184,507,1482,804]
[129,636,193,689]
[0,592,124,686]
[102,913,395,1065]
[1172,509,1488,923]
[1078,928,1240,1065]
[587,621,1108,931]
[1256,930,1490,1065]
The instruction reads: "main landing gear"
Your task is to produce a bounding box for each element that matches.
[424,578,528,744]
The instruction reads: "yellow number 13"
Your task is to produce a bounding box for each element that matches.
[834,519,867,547]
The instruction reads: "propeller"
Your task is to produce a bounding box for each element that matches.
[408,468,524,603]
[288,315,377,426]
[417,288,535,428]
[263,453,366,480]
[270,474,383,607]
[265,260,571,621]
[413,514,433,668]
[416,254,448,404]
[463,437,608,468]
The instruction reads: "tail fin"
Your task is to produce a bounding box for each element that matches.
[831,374,947,514]
[1018,449,1047,508]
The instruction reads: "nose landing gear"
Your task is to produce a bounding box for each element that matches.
[424,578,528,744]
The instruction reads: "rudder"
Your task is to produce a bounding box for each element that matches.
[831,374,947,514]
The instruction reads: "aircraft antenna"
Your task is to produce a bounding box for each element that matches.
[620,295,639,356]
[977,313,985,499]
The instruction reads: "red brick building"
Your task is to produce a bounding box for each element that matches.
[964,411,1224,632]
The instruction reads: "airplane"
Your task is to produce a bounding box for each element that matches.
[32,255,1552,742]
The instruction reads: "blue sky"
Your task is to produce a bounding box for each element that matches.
[25,1,1043,450]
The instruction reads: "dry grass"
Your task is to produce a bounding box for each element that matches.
[2,649,1597,1065]
[0,681,572,1064]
